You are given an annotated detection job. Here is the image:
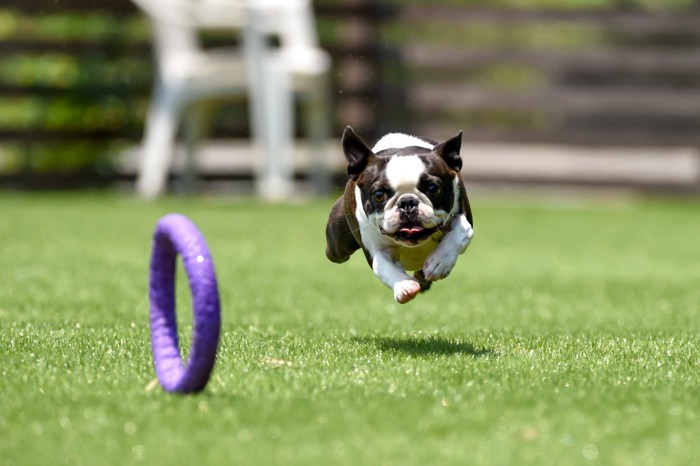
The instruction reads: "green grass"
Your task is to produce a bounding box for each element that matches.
[1,192,699,465]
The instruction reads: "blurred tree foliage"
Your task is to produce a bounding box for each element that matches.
[0,7,151,175]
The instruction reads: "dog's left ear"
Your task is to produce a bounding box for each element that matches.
[434,130,463,172]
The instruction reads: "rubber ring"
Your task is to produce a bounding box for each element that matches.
[148,214,221,393]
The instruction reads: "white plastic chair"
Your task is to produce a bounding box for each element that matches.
[131,0,331,199]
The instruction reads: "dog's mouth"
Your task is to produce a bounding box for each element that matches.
[383,223,438,244]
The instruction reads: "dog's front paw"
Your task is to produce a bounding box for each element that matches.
[423,250,459,282]
[393,280,421,304]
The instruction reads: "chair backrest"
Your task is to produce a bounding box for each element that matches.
[132,0,325,77]
[131,0,250,74]
[132,0,321,56]
[131,0,317,36]
[250,0,319,49]
[131,0,247,29]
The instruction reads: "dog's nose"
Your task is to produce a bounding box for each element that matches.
[397,196,419,213]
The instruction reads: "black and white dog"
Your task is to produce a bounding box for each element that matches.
[325,127,474,303]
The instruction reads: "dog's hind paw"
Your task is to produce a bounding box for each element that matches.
[413,270,432,292]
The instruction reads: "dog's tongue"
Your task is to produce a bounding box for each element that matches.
[400,226,424,236]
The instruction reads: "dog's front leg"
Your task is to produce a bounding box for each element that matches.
[371,250,421,304]
[423,215,474,281]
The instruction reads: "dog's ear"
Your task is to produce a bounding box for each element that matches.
[342,126,373,178]
[434,130,463,172]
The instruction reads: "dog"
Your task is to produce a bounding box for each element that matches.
[325,126,474,303]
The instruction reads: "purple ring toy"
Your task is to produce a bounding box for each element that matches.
[149,214,221,393]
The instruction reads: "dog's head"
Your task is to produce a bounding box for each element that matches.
[343,126,464,247]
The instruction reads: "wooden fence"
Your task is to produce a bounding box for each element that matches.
[1,1,700,191]
[396,5,700,149]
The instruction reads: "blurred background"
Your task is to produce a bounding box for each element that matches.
[1,0,699,196]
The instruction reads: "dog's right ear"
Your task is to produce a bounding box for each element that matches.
[434,130,463,172]
[342,126,373,178]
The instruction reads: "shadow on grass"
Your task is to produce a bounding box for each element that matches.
[355,336,493,358]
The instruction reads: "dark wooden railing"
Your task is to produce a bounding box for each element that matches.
[396,5,700,149]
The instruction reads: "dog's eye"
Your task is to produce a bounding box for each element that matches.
[372,190,387,203]
[426,183,441,196]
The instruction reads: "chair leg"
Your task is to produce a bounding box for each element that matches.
[180,103,206,195]
[137,84,184,198]
[256,61,295,200]
[244,9,295,201]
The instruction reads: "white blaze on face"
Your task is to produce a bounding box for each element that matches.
[385,155,425,192]
[381,155,439,236]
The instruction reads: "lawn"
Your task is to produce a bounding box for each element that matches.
[1,192,699,465]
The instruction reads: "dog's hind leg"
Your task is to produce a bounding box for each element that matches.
[325,195,361,263]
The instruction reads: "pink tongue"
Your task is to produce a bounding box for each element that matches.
[400,226,424,235]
